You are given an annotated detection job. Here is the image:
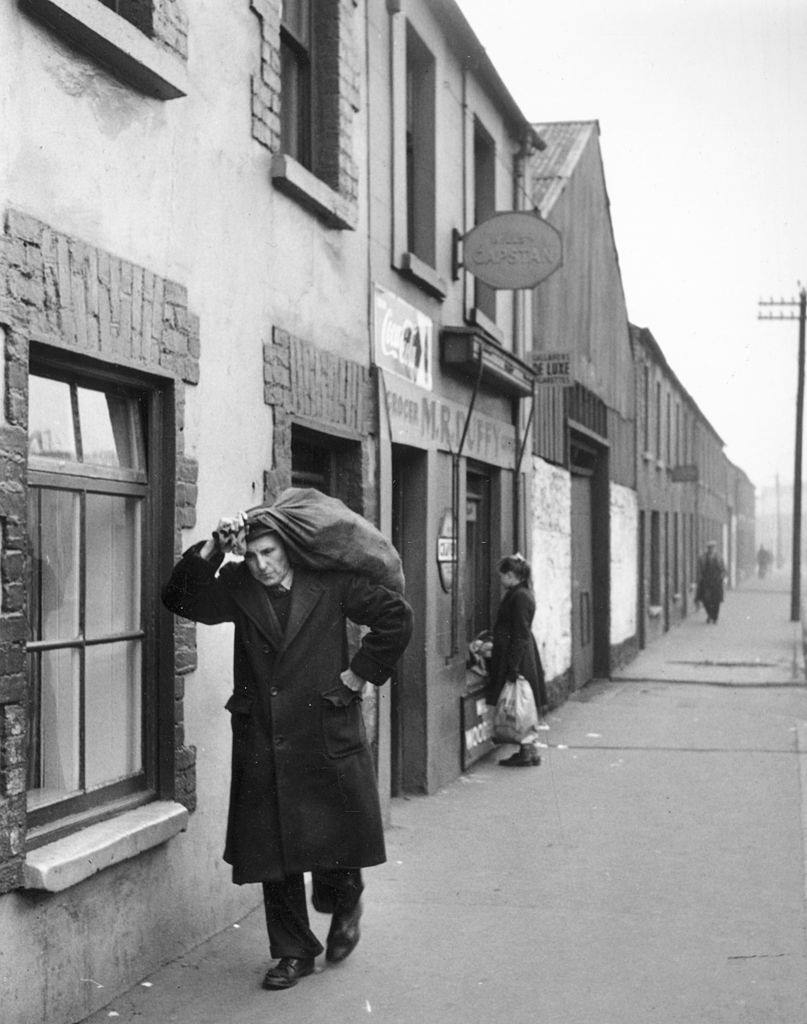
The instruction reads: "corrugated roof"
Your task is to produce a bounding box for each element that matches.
[530,121,598,214]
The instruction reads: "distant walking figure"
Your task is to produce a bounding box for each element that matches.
[756,545,772,579]
[696,540,726,624]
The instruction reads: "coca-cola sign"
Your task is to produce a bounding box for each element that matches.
[463,212,562,290]
[373,284,433,390]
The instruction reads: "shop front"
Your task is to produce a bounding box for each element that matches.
[373,284,534,794]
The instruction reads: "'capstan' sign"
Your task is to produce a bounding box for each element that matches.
[463,212,562,290]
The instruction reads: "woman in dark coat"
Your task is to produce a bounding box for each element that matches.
[486,554,547,768]
[162,518,412,990]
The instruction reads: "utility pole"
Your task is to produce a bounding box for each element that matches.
[758,287,807,621]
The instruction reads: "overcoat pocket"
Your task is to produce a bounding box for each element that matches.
[321,685,365,758]
[224,693,253,715]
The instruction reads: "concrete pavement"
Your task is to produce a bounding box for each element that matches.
[80,582,807,1024]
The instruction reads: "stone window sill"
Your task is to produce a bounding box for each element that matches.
[23,800,188,892]
[398,252,447,300]
[21,0,188,100]
[271,154,357,231]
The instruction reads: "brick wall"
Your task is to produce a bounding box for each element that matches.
[262,325,373,504]
[153,0,189,60]
[250,0,360,209]
[0,208,200,892]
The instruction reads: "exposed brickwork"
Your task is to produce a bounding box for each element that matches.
[250,0,360,212]
[152,0,189,60]
[0,209,200,889]
[263,324,373,505]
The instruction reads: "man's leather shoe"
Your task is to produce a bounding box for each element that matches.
[326,900,363,963]
[261,957,315,990]
[499,747,541,767]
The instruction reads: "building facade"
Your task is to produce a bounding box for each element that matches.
[528,121,638,698]
[632,324,755,647]
[0,2,545,1021]
[0,1,371,1021]
[367,0,540,794]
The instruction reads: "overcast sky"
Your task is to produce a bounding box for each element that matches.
[458,0,807,492]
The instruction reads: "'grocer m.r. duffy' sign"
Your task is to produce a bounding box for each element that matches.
[462,211,562,290]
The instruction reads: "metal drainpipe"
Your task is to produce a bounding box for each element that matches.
[511,129,534,554]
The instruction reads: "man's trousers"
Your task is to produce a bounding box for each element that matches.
[262,868,364,959]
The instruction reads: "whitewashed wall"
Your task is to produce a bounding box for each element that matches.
[530,457,572,681]
[610,483,638,645]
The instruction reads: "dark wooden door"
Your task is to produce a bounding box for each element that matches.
[571,473,594,688]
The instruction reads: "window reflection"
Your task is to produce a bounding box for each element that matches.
[28,374,144,470]
[28,377,77,461]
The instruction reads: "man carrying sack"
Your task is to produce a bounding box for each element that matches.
[162,490,412,991]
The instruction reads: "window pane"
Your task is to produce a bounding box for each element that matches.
[281,40,310,166]
[85,641,142,789]
[85,494,142,637]
[28,489,81,642]
[27,648,81,809]
[78,387,144,470]
[28,376,78,462]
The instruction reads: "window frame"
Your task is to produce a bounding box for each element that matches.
[405,23,437,269]
[280,0,313,170]
[25,347,176,845]
[472,118,497,324]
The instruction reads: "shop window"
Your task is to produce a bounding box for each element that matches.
[405,24,436,268]
[465,469,492,644]
[473,120,496,323]
[25,364,165,832]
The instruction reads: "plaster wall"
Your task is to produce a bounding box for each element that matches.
[530,457,572,682]
[0,2,370,1022]
[610,483,638,645]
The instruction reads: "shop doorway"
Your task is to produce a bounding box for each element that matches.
[570,472,594,688]
[390,445,424,796]
[638,509,646,648]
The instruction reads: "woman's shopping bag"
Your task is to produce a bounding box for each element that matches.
[493,675,539,744]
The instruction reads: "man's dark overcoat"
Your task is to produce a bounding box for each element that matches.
[485,583,546,713]
[162,543,412,884]
[696,550,726,617]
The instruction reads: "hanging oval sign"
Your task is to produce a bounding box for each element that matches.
[463,211,562,290]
